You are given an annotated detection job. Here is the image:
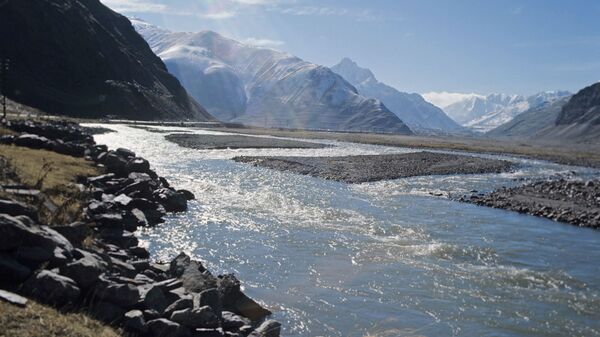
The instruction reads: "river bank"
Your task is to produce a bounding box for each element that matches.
[463,179,600,229]
[0,120,280,337]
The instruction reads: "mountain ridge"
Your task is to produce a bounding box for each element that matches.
[132,19,412,134]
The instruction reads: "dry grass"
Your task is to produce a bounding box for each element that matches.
[0,144,101,224]
[0,300,122,337]
[0,126,17,136]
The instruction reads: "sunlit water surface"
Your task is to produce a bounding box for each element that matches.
[88,124,600,337]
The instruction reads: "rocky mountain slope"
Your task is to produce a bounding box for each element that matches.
[432,91,571,132]
[536,82,600,143]
[331,58,463,133]
[132,20,412,134]
[486,96,571,138]
[0,0,213,121]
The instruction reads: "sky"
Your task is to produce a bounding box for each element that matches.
[101,0,600,97]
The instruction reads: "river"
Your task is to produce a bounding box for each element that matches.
[89,124,600,337]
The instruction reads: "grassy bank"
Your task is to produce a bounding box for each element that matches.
[0,300,121,337]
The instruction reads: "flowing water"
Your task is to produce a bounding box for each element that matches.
[88,124,600,337]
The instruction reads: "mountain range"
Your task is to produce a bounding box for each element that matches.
[132,19,412,134]
[0,0,212,121]
[330,58,463,133]
[425,91,571,132]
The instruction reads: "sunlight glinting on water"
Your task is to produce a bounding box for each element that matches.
[89,124,600,337]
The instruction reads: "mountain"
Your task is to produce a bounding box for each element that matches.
[487,96,571,138]
[535,82,600,143]
[0,0,213,121]
[330,58,463,133]
[132,20,412,134]
[429,91,571,132]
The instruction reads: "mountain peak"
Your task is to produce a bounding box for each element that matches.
[331,58,376,85]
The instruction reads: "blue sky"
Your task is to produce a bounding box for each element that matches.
[102,0,600,96]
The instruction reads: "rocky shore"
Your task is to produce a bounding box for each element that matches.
[165,133,329,150]
[234,152,513,183]
[462,179,600,229]
[0,120,280,337]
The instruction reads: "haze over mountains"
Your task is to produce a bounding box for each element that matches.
[0,0,212,121]
[424,91,572,132]
[132,19,412,134]
[330,58,463,133]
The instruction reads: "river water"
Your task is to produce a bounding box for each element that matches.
[89,124,600,337]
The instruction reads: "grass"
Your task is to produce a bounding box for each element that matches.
[0,300,122,337]
[0,144,101,225]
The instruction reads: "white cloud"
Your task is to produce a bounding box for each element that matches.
[101,0,167,13]
[242,37,285,47]
[422,92,484,108]
[202,11,236,19]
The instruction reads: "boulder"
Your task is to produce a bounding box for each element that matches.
[0,289,28,307]
[98,229,139,249]
[0,199,38,222]
[143,284,179,313]
[113,194,133,208]
[13,245,70,268]
[53,222,90,244]
[169,252,192,278]
[181,262,216,294]
[14,134,50,149]
[126,157,151,174]
[163,297,194,319]
[22,270,80,305]
[248,320,281,337]
[0,135,14,144]
[221,311,250,330]
[170,306,219,329]
[95,276,141,307]
[105,152,128,175]
[108,256,138,278]
[90,301,127,324]
[124,309,148,333]
[60,254,107,289]
[0,253,32,283]
[116,148,136,159]
[0,214,73,258]
[219,274,271,321]
[146,318,191,337]
[153,188,187,212]
[129,246,150,259]
[194,288,222,318]
[177,189,195,201]
[93,213,123,227]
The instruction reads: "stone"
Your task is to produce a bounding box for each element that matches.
[153,188,187,212]
[116,148,136,158]
[194,288,222,318]
[126,157,151,174]
[53,221,90,244]
[88,173,116,185]
[143,284,178,313]
[146,318,191,337]
[94,213,123,227]
[90,301,127,324]
[60,254,107,289]
[95,277,141,307]
[170,306,219,329]
[0,289,28,307]
[22,270,80,305]
[98,229,138,249]
[114,194,133,207]
[124,309,148,333]
[218,274,271,321]
[129,246,150,259]
[108,256,138,278]
[14,134,50,149]
[169,252,192,278]
[0,253,31,282]
[177,189,195,200]
[0,199,38,222]
[105,152,128,175]
[163,297,194,319]
[221,311,250,330]
[248,320,281,337]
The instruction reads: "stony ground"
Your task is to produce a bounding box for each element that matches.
[234,151,513,183]
[463,179,600,229]
[165,133,329,150]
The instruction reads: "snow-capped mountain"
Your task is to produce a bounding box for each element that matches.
[132,19,412,134]
[424,91,571,132]
[331,58,463,133]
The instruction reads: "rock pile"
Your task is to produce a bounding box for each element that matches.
[463,179,600,229]
[0,120,279,337]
